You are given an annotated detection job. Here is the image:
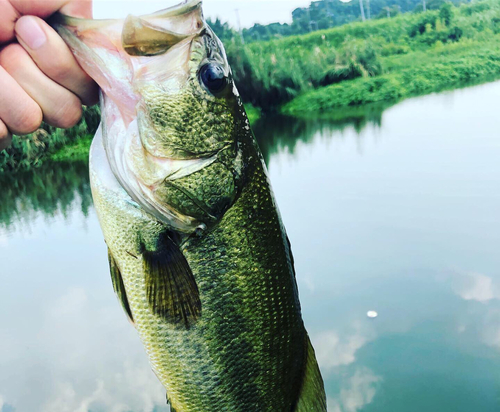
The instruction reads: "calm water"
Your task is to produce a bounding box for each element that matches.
[1,81,500,412]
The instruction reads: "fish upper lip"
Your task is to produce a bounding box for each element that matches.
[145,0,202,19]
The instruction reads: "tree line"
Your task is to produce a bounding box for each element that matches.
[209,0,465,43]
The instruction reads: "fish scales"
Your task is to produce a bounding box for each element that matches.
[51,0,326,410]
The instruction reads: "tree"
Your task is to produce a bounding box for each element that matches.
[439,2,453,26]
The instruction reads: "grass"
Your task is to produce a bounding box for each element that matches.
[0,106,100,173]
[49,134,93,162]
[282,43,500,115]
[225,0,500,114]
[245,104,262,124]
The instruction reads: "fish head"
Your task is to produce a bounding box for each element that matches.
[52,0,251,233]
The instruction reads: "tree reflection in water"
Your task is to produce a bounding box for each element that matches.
[253,105,384,166]
[0,160,92,230]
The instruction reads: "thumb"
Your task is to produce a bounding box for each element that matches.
[0,1,93,43]
[11,0,92,19]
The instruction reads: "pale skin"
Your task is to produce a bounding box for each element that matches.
[0,0,98,151]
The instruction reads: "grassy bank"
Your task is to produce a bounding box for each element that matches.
[283,43,500,115]
[0,107,100,173]
[225,0,500,113]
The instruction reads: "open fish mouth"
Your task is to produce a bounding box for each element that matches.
[144,0,203,19]
[50,0,223,233]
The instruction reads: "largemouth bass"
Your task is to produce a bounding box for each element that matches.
[51,1,326,410]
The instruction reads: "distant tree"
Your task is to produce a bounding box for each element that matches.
[206,18,235,42]
[210,0,461,44]
[439,2,453,26]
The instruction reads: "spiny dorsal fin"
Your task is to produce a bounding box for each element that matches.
[108,249,135,324]
[142,233,201,328]
[122,15,188,56]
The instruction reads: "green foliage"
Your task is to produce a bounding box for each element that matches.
[439,2,454,26]
[226,21,395,110]
[0,106,100,173]
[460,1,490,16]
[224,0,500,114]
[244,104,262,124]
[211,0,465,43]
[282,44,500,115]
[50,134,93,162]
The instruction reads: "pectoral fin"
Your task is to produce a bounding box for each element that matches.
[142,234,201,329]
[108,249,135,324]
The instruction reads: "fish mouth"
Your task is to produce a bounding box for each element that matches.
[50,0,204,33]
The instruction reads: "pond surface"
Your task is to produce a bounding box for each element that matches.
[1,81,500,412]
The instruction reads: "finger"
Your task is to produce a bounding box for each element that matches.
[0,43,82,129]
[0,119,12,151]
[11,0,92,19]
[0,0,19,43]
[15,16,98,106]
[0,65,42,135]
[0,1,92,43]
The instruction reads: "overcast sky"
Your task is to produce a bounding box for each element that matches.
[93,0,317,28]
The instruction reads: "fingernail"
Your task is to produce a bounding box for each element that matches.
[16,16,47,50]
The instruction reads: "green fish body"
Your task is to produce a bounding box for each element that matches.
[52,1,326,410]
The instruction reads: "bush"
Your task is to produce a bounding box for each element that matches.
[439,3,454,26]
[0,106,100,173]
[282,45,500,115]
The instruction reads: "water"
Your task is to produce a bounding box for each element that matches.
[1,81,500,412]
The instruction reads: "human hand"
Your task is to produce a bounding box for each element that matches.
[0,0,98,151]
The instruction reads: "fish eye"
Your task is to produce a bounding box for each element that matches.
[199,63,228,95]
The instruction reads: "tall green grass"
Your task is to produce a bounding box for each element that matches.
[0,106,100,173]
[227,0,500,112]
[282,44,500,115]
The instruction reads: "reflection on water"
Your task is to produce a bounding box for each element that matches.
[2,80,500,411]
[0,161,92,231]
[253,106,384,166]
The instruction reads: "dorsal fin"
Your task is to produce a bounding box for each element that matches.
[142,233,201,329]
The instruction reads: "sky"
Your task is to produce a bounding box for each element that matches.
[93,0,316,29]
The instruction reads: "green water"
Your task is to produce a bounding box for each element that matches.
[1,81,500,411]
